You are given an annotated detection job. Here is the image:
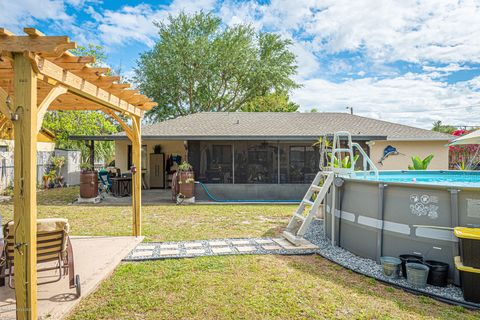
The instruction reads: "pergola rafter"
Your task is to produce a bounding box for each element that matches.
[0,27,156,320]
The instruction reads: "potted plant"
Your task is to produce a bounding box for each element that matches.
[177,161,195,198]
[79,162,98,198]
[42,170,56,189]
[408,155,434,170]
[51,156,66,187]
[42,172,50,189]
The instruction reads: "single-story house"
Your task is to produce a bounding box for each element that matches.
[108,112,452,200]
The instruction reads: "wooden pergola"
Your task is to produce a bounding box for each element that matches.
[0,28,156,319]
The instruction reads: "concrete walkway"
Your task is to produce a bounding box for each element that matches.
[0,236,142,320]
[124,237,318,261]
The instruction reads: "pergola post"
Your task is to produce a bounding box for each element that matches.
[131,115,142,236]
[12,53,38,320]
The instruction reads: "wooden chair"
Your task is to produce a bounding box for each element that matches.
[0,218,81,297]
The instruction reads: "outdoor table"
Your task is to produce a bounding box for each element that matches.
[111,177,132,197]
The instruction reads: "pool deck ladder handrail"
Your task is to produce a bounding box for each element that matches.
[324,131,379,179]
[284,131,378,246]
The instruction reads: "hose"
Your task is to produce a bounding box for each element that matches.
[195,181,301,203]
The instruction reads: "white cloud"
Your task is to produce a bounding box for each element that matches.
[0,0,71,32]
[218,0,480,64]
[292,73,480,128]
[92,0,217,47]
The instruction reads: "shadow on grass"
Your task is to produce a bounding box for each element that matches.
[276,254,476,319]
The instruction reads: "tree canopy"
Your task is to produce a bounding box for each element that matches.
[135,11,300,122]
[432,120,456,134]
[241,91,299,112]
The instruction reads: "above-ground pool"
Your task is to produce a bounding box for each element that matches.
[324,170,480,285]
[357,170,480,188]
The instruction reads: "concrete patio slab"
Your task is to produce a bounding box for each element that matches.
[186,249,206,255]
[208,240,229,246]
[184,242,203,248]
[159,249,180,256]
[0,236,142,320]
[211,247,233,254]
[231,240,251,246]
[236,246,257,252]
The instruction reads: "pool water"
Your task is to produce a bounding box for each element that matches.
[351,170,480,188]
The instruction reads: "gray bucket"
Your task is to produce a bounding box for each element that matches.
[406,263,430,288]
[380,256,401,279]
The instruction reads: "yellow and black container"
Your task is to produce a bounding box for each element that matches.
[454,227,480,269]
[454,256,480,303]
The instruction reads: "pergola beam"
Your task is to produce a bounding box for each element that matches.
[37,85,67,131]
[0,35,75,55]
[33,56,144,116]
[103,108,134,140]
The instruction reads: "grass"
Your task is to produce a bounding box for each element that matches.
[69,255,478,320]
[3,187,480,319]
[0,187,292,241]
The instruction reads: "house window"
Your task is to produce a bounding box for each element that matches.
[235,141,278,183]
[127,145,147,170]
[198,143,233,183]
[279,145,319,183]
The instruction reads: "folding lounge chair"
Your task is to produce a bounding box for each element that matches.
[0,218,81,297]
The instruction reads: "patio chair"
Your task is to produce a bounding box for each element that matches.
[0,218,81,297]
[99,169,112,193]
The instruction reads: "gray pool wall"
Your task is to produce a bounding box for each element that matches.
[324,176,480,285]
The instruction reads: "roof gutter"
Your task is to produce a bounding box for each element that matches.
[70,134,389,141]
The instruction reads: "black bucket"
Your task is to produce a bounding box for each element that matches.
[399,254,424,278]
[425,260,449,287]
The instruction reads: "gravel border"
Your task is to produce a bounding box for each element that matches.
[303,219,480,310]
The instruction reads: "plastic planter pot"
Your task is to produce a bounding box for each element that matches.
[455,256,480,303]
[399,254,424,278]
[425,260,449,287]
[406,263,430,288]
[380,256,401,279]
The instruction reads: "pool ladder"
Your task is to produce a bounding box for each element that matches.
[283,131,378,245]
[321,131,378,178]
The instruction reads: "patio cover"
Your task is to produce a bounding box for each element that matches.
[448,130,480,145]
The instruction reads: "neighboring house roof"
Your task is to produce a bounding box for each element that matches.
[116,112,451,141]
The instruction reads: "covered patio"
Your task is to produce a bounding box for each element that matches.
[0,27,156,319]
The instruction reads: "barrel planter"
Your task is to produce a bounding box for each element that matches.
[178,171,195,198]
[425,260,449,287]
[399,254,424,278]
[380,256,401,279]
[80,171,98,198]
[406,263,430,288]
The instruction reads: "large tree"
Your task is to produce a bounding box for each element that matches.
[135,11,299,122]
[42,44,119,164]
[241,91,299,112]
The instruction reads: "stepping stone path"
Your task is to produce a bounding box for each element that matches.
[124,237,318,261]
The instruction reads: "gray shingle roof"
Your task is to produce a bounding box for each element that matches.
[122,112,452,141]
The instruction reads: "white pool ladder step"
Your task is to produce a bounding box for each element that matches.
[283,171,334,245]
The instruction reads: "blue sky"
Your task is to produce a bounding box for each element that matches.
[1,0,480,128]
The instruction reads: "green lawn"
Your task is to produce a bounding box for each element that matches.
[0,187,292,241]
[2,187,479,319]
